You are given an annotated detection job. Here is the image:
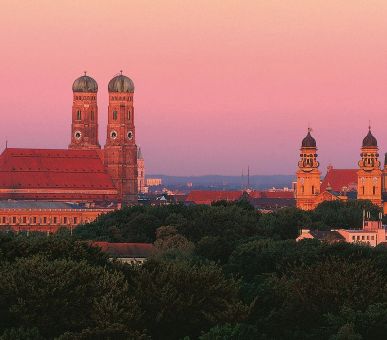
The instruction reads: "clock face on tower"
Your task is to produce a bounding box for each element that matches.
[110,130,118,139]
[127,131,133,140]
[74,131,82,140]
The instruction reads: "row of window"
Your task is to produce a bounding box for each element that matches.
[360,186,377,195]
[0,216,81,225]
[74,96,133,102]
[112,110,131,120]
[110,96,133,101]
[352,235,376,241]
[75,96,96,100]
[76,110,95,121]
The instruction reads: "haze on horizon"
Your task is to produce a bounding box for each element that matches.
[0,0,387,176]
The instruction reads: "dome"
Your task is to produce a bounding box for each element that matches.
[362,129,377,147]
[301,130,316,148]
[108,73,135,93]
[72,74,98,93]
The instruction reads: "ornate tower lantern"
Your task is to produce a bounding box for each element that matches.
[357,126,382,206]
[295,128,321,210]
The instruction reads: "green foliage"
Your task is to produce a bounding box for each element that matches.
[0,256,142,339]
[129,258,247,340]
[0,233,109,266]
[199,323,259,339]
[1,201,387,339]
[0,327,43,340]
[313,200,382,229]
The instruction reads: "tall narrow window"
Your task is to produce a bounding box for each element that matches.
[77,110,82,120]
[91,111,94,121]
[302,185,304,194]
[113,111,118,120]
[312,185,315,194]
[362,186,365,195]
[373,186,376,195]
[127,110,131,120]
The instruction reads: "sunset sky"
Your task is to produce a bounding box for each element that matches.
[1,0,387,175]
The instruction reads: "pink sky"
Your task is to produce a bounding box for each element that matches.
[1,0,387,176]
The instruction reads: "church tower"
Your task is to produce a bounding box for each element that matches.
[295,129,321,210]
[137,147,146,194]
[104,72,138,203]
[69,73,100,149]
[357,127,382,206]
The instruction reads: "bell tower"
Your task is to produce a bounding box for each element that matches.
[69,72,100,149]
[104,72,138,203]
[295,129,321,210]
[357,127,382,206]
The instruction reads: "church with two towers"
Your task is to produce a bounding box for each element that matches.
[0,72,142,205]
[295,127,387,213]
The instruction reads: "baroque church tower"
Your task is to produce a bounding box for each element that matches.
[104,72,138,203]
[69,73,100,149]
[295,129,321,210]
[357,127,382,206]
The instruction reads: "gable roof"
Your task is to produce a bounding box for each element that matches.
[309,230,346,242]
[0,148,118,201]
[321,169,358,192]
[248,191,294,199]
[186,190,244,205]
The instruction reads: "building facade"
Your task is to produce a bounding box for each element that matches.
[0,72,142,231]
[0,201,114,233]
[0,72,140,205]
[297,220,387,247]
[295,127,387,213]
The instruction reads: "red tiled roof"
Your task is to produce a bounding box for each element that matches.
[0,148,117,201]
[186,190,244,205]
[248,191,294,199]
[321,169,358,192]
[92,242,155,258]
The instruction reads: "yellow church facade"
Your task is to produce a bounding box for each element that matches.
[295,128,387,214]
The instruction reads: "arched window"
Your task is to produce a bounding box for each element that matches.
[90,111,94,121]
[76,110,81,120]
[113,111,118,120]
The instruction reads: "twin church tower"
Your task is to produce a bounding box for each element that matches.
[69,72,138,202]
[296,128,386,212]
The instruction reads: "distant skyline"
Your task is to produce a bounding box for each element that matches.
[1,1,387,175]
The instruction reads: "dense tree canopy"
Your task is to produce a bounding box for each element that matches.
[1,199,387,339]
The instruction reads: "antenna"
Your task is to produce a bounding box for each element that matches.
[241,168,244,190]
[247,166,250,189]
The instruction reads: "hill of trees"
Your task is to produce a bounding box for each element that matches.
[1,200,387,339]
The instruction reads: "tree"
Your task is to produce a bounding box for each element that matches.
[129,258,247,340]
[0,256,142,339]
[154,226,194,253]
[199,323,259,340]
